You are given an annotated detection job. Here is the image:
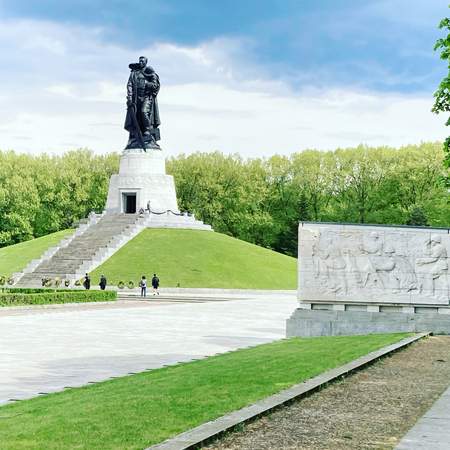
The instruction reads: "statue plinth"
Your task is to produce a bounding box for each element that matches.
[105,149,178,214]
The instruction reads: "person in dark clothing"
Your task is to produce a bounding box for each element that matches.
[152,273,160,295]
[83,273,91,290]
[139,275,147,297]
[99,275,107,290]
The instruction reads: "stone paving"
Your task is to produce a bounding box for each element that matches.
[0,294,297,404]
[395,385,450,450]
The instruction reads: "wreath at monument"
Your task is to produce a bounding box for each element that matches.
[54,277,62,288]
[127,280,135,289]
[74,278,82,287]
[7,277,15,286]
[64,279,71,287]
[117,281,125,289]
[0,276,6,286]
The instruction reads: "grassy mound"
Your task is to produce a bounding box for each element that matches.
[0,334,410,450]
[0,230,73,278]
[91,229,297,289]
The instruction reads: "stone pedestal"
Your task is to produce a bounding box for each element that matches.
[287,307,450,337]
[105,149,179,214]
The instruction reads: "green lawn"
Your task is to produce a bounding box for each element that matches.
[92,228,297,289]
[0,333,411,450]
[0,230,73,278]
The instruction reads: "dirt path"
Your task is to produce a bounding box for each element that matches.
[207,336,450,450]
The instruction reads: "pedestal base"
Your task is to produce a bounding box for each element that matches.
[286,308,450,337]
[105,149,179,214]
[105,174,178,213]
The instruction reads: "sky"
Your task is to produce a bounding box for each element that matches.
[0,0,448,157]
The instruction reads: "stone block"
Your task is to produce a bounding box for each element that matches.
[286,308,450,337]
[298,222,450,307]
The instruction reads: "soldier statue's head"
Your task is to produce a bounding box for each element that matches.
[138,56,148,68]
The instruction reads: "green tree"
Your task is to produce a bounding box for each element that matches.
[1,143,449,253]
[406,207,429,227]
[433,11,450,178]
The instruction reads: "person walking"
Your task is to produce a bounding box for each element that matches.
[139,275,147,297]
[83,273,91,290]
[152,273,160,295]
[99,275,107,291]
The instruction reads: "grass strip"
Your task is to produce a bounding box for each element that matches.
[0,290,117,307]
[0,333,410,450]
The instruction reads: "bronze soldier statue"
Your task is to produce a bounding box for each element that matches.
[124,56,161,150]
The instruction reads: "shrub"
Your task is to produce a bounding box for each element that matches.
[4,288,72,294]
[0,290,117,307]
[406,207,430,227]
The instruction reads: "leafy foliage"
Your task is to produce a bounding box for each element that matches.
[0,143,449,257]
[0,149,119,246]
[406,207,429,227]
[433,14,450,173]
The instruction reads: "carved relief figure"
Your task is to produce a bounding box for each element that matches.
[313,231,347,294]
[392,250,417,292]
[416,235,449,297]
[358,232,398,290]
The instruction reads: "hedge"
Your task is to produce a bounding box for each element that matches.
[0,290,117,307]
[1,288,74,294]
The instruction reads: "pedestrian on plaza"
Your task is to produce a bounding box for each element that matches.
[152,273,160,295]
[99,274,107,290]
[83,273,91,290]
[139,275,147,297]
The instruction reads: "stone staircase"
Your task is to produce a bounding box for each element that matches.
[15,214,143,287]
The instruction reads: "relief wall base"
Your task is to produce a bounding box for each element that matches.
[286,308,450,337]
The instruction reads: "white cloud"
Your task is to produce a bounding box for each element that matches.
[0,18,445,157]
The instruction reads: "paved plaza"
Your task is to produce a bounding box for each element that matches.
[0,294,297,404]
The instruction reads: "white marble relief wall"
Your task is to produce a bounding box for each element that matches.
[298,223,450,305]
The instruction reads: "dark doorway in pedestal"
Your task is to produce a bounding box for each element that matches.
[123,193,137,214]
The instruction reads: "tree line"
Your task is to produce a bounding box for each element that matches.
[0,142,449,256]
